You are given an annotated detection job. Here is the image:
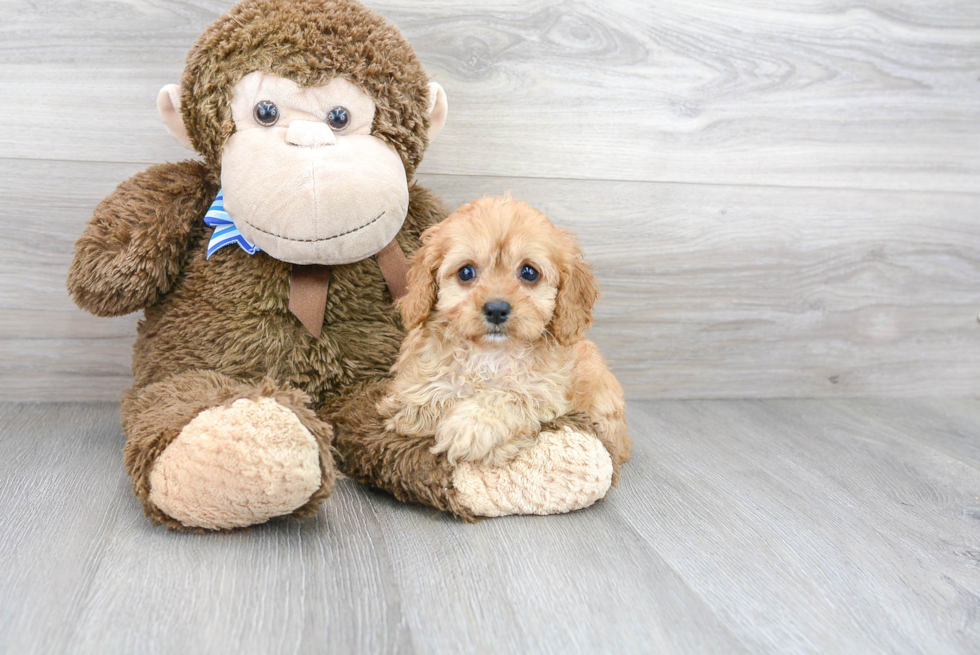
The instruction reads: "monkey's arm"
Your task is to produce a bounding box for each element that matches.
[326,380,478,521]
[68,160,218,317]
[330,380,618,520]
[570,340,632,475]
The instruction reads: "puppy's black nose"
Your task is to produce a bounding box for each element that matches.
[483,300,511,325]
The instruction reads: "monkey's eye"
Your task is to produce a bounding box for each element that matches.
[520,264,540,283]
[457,265,476,283]
[326,106,350,130]
[253,101,279,126]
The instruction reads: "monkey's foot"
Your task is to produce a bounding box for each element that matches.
[148,397,323,530]
[452,427,613,517]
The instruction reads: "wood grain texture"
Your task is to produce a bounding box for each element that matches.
[1,0,978,191]
[623,400,980,653]
[1,400,979,653]
[2,159,978,401]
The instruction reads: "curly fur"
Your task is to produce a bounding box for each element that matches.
[380,197,632,473]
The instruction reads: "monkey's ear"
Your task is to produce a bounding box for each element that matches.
[427,82,448,140]
[157,84,194,150]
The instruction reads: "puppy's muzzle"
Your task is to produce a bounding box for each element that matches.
[483,300,511,326]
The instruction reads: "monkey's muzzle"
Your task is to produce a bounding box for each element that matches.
[220,129,410,265]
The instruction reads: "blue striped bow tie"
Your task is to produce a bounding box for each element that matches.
[204,189,260,259]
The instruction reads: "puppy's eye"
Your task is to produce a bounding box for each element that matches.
[253,101,279,126]
[457,265,476,282]
[327,106,350,130]
[519,264,540,283]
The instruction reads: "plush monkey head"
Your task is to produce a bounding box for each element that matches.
[157,0,448,265]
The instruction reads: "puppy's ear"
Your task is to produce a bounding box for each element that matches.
[551,235,599,346]
[398,224,444,329]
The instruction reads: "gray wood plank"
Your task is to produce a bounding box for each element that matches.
[4,159,978,401]
[826,397,980,469]
[616,399,980,654]
[359,489,748,655]
[66,486,416,654]
[0,403,130,654]
[1,0,978,191]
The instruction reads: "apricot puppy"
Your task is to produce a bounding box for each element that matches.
[379,196,631,469]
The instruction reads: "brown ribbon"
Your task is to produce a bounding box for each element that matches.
[373,237,411,302]
[287,238,410,339]
[288,264,332,338]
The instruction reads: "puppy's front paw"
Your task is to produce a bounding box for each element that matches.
[452,427,613,517]
[431,410,525,466]
[384,403,433,437]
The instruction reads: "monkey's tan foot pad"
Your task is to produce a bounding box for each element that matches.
[452,427,613,517]
[148,397,322,530]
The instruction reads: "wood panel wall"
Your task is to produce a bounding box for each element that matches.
[1,0,978,401]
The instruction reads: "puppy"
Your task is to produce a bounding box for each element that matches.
[380,196,631,469]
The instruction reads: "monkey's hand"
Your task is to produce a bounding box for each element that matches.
[451,420,614,518]
[68,160,217,317]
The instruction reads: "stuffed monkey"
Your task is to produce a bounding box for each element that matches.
[68,0,619,530]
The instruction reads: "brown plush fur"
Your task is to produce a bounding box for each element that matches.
[67,160,218,318]
[128,183,444,397]
[67,0,456,529]
[380,197,632,474]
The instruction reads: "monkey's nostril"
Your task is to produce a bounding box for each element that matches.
[483,300,511,325]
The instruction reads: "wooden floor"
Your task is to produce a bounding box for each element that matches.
[2,400,978,654]
[1,2,978,652]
